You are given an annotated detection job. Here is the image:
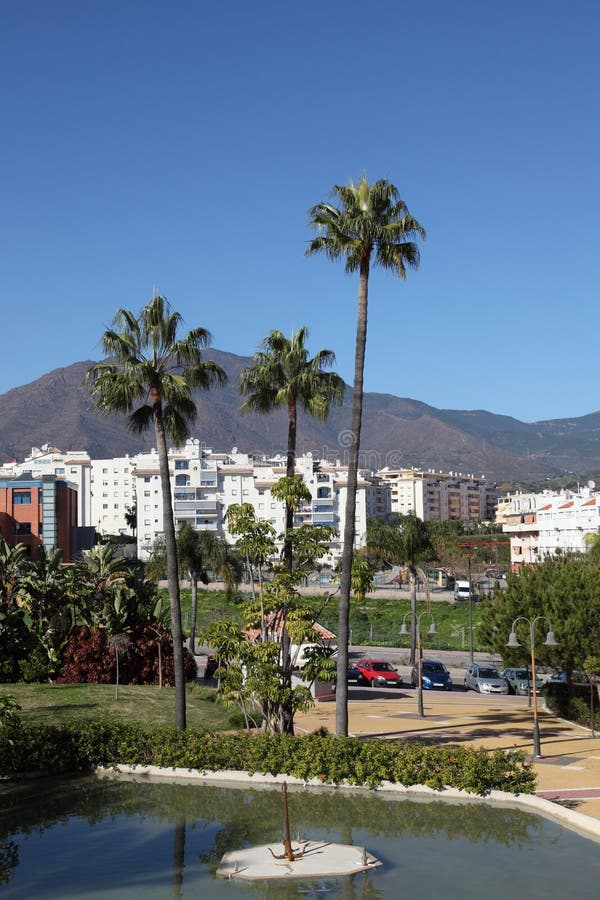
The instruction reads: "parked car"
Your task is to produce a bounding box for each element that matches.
[464,663,509,694]
[354,659,402,687]
[549,670,589,685]
[347,665,365,685]
[410,659,453,691]
[502,667,543,695]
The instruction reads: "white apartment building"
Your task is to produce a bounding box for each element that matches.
[376,466,498,523]
[500,488,600,569]
[133,441,390,565]
[90,456,137,536]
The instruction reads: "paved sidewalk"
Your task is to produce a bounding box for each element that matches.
[294,689,600,823]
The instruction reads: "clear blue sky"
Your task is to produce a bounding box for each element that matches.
[2,0,599,423]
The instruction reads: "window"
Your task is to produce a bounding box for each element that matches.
[55,467,65,475]
[102,503,108,509]
[14,492,31,505]
[15,522,31,535]
[70,467,77,474]
[102,468,108,474]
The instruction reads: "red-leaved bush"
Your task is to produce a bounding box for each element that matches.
[57,624,197,685]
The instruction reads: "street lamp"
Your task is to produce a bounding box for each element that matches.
[401,611,437,717]
[507,616,558,757]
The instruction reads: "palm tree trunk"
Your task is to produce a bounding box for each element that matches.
[154,404,187,731]
[280,399,297,734]
[336,256,370,737]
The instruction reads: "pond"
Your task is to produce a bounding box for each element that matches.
[1,774,599,899]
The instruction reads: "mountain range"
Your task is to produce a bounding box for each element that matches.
[1,350,599,486]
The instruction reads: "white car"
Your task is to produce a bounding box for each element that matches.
[464,663,509,694]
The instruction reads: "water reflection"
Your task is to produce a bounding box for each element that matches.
[0,775,598,899]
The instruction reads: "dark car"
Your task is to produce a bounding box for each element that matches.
[354,659,402,687]
[549,670,589,685]
[410,659,453,691]
[347,665,365,685]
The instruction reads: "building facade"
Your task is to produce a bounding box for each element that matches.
[0,473,78,561]
[132,441,390,565]
[499,488,600,569]
[376,466,498,523]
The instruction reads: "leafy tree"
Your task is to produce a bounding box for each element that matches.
[350,557,375,603]
[207,522,336,733]
[86,294,226,730]
[479,555,600,677]
[307,175,425,734]
[225,504,277,639]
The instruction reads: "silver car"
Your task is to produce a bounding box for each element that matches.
[464,663,509,694]
[502,667,543,695]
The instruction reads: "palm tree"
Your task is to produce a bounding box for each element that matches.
[239,326,344,570]
[177,524,233,655]
[307,175,425,735]
[86,295,226,730]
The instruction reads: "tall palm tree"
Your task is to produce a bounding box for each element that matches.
[86,295,226,730]
[239,327,343,734]
[239,326,344,570]
[306,175,425,735]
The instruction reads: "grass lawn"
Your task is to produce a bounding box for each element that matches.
[1,682,233,731]
[177,589,487,652]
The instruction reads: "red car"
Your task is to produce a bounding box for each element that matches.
[355,659,402,687]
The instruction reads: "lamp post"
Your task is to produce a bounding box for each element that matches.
[467,554,473,663]
[507,616,558,757]
[401,611,437,717]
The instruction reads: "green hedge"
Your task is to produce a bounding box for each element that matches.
[543,682,600,730]
[0,717,535,796]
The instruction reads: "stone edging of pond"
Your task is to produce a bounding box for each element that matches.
[95,765,600,844]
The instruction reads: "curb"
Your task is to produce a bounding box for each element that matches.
[96,765,600,843]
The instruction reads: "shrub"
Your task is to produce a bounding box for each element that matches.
[57,624,197,685]
[0,719,536,796]
[543,682,595,727]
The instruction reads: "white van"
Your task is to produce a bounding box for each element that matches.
[454,580,472,601]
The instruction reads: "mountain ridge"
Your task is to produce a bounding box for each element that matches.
[1,351,600,484]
